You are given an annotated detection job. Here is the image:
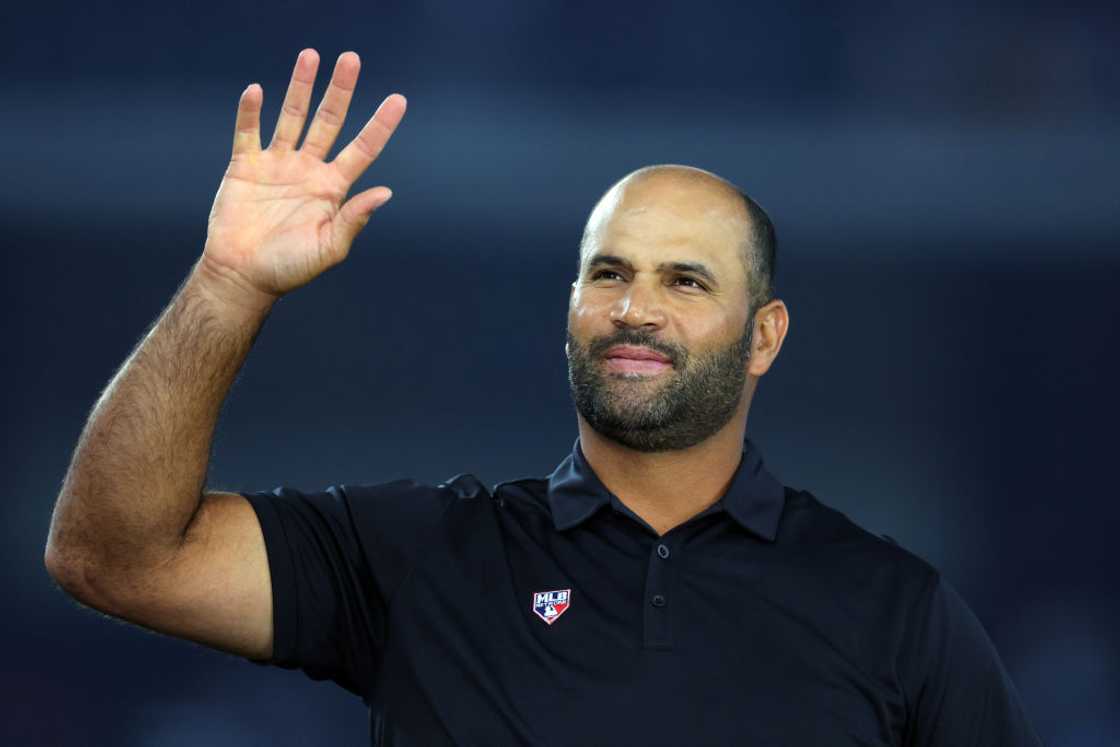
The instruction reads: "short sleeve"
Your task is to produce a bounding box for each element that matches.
[899,571,1043,746]
[241,479,461,701]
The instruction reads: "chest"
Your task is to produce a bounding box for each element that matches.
[372,512,909,745]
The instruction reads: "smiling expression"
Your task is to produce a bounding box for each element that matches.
[565,166,759,452]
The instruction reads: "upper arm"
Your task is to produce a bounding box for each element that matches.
[901,574,1043,746]
[53,478,469,698]
[86,491,275,661]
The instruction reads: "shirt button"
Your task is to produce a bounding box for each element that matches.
[651,594,667,608]
[657,544,670,559]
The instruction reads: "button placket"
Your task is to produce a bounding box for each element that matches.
[642,541,674,649]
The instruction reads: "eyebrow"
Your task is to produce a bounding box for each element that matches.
[586,253,720,289]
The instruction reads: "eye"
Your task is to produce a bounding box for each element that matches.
[590,269,623,281]
[672,276,707,291]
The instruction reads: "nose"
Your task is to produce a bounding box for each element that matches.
[609,278,667,331]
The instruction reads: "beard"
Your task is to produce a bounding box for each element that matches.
[566,322,753,453]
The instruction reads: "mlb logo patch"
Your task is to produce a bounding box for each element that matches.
[531,588,571,625]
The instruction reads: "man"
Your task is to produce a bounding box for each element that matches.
[44,48,1042,745]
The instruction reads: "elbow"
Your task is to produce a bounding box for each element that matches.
[44,490,111,604]
[44,523,164,616]
[44,490,91,596]
[44,546,126,616]
[44,540,94,601]
[44,523,113,610]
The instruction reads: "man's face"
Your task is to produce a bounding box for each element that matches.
[566,173,754,452]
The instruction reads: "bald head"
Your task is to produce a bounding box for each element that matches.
[579,164,776,317]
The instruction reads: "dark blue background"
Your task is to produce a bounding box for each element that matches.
[5,1,1117,744]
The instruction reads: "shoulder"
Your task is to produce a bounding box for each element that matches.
[327,472,494,522]
[340,472,491,504]
[246,473,495,559]
[768,487,942,649]
[489,475,550,506]
[779,486,938,583]
[327,472,493,537]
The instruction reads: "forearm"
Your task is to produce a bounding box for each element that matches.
[45,257,275,583]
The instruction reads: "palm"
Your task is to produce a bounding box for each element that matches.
[202,49,406,299]
[207,152,348,293]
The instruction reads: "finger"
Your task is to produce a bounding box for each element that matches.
[268,48,320,151]
[331,93,407,186]
[301,51,361,160]
[333,186,393,252]
[231,83,263,159]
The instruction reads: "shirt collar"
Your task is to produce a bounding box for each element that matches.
[545,436,787,541]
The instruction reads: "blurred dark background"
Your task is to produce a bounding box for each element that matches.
[4,0,1118,744]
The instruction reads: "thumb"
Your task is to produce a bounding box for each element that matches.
[335,186,393,249]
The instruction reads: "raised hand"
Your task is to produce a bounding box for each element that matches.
[200,48,406,304]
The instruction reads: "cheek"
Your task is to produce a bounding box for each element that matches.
[679,315,744,355]
[568,291,610,331]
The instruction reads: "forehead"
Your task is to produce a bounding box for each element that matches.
[582,174,750,278]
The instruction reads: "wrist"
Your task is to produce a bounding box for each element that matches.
[190,256,279,319]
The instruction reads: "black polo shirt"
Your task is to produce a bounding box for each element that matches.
[242,437,1041,746]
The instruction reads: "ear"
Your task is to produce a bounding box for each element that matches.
[746,299,790,378]
[565,282,577,359]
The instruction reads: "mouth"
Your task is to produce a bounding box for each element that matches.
[602,344,674,375]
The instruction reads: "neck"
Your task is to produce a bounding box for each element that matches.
[576,400,750,536]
